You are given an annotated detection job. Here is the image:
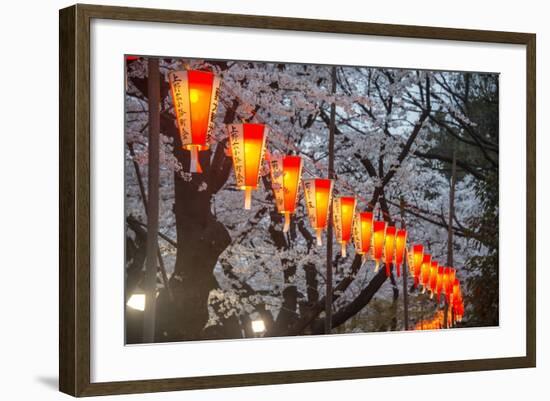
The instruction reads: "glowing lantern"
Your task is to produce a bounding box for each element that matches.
[333,196,356,257]
[168,70,221,173]
[227,123,268,209]
[420,254,432,292]
[442,267,451,302]
[456,305,464,322]
[372,221,387,272]
[429,261,439,297]
[454,297,465,322]
[448,269,456,293]
[452,278,461,305]
[303,178,334,246]
[451,279,463,325]
[383,226,397,277]
[444,268,456,302]
[270,155,303,232]
[353,212,374,258]
[436,266,445,303]
[394,229,407,277]
[410,244,424,287]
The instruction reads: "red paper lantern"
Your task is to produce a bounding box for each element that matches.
[420,254,432,292]
[429,261,439,297]
[353,212,374,258]
[169,70,221,173]
[410,244,424,287]
[451,279,463,325]
[452,278,461,304]
[444,267,456,302]
[333,196,356,257]
[372,221,386,272]
[394,229,407,277]
[270,155,303,232]
[448,268,456,293]
[303,178,334,246]
[442,267,451,302]
[384,226,397,277]
[442,267,449,298]
[436,266,445,303]
[454,295,465,323]
[227,123,268,209]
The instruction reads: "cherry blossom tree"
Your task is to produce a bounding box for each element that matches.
[124,57,498,343]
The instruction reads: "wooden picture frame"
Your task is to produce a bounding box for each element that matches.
[59,3,536,397]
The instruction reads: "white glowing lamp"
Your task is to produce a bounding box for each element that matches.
[251,319,266,334]
[126,293,146,311]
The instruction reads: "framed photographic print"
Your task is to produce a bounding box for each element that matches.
[59,3,536,397]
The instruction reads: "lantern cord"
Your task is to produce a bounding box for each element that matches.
[316,229,323,246]
[283,212,291,233]
[189,146,202,173]
[244,187,252,210]
[341,242,347,258]
[374,261,380,272]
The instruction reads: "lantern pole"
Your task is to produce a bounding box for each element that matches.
[143,57,160,343]
[325,65,337,334]
[444,150,457,328]
[400,197,410,330]
[127,142,172,301]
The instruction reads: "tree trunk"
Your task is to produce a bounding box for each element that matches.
[172,171,232,339]
[268,209,299,333]
[152,94,240,342]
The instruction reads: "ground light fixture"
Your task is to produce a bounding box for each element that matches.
[126,293,146,311]
[251,319,266,335]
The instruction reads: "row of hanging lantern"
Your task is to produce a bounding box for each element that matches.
[167,68,464,323]
[168,69,336,243]
[408,244,464,321]
[414,282,464,330]
[352,212,408,276]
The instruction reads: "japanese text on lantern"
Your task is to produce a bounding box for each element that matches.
[270,157,285,211]
[303,180,317,227]
[168,71,191,143]
[206,79,221,145]
[228,124,245,187]
[333,199,343,241]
